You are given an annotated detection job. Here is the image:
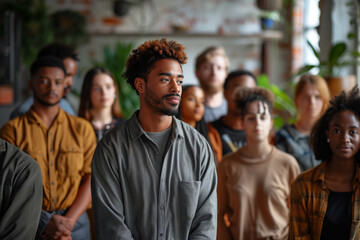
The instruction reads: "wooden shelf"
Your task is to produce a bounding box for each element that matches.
[90,30,283,41]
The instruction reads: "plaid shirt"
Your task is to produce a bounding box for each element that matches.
[289,161,360,240]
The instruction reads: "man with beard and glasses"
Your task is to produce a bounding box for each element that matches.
[10,43,78,119]
[91,39,218,240]
[195,46,229,122]
[0,56,96,240]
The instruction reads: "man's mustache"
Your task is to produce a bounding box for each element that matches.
[162,94,181,99]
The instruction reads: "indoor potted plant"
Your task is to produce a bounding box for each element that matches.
[297,40,357,97]
[93,41,139,119]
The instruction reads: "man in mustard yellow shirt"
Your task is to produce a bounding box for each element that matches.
[0,56,96,240]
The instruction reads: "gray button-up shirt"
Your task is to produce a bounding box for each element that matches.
[91,111,218,240]
[0,138,43,240]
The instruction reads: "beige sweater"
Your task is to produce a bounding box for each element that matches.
[217,146,300,240]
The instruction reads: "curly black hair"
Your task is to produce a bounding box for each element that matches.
[233,87,275,119]
[311,86,360,162]
[123,39,187,94]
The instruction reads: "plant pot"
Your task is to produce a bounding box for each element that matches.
[0,85,14,105]
[326,75,357,98]
[257,0,283,11]
[114,0,131,17]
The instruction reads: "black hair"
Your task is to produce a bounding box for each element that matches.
[30,56,66,77]
[37,42,79,61]
[123,39,187,94]
[224,69,257,90]
[234,87,274,119]
[311,86,360,162]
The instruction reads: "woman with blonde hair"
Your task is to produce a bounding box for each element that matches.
[78,67,124,141]
[275,74,330,171]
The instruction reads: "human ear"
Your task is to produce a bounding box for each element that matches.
[28,79,34,91]
[325,129,329,142]
[134,78,145,94]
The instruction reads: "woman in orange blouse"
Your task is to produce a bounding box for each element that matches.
[176,84,222,163]
[289,86,360,240]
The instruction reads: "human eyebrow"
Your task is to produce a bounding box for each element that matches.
[158,72,184,78]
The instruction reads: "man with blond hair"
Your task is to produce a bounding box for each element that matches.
[195,46,229,122]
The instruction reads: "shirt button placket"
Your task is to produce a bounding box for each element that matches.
[159,174,166,240]
[48,130,56,210]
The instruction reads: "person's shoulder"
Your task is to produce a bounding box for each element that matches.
[175,118,205,140]
[291,165,320,191]
[0,138,40,172]
[98,118,131,145]
[9,97,34,120]
[2,113,25,130]
[275,124,294,139]
[272,146,299,166]
[221,149,240,164]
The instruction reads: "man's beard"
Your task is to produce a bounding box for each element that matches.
[34,94,61,107]
[200,82,223,94]
[145,87,180,116]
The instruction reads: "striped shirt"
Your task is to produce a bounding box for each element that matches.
[289,161,360,240]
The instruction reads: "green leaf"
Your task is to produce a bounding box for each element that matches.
[296,65,317,76]
[348,32,356,39]
[328,42,347,77]
[307,40,320,61]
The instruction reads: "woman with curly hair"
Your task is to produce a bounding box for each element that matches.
[289,86,360,240]
[217,87,300,240]
[176,84,222,163]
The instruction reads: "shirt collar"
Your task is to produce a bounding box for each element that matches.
[128,110,184,142]
[26,107,65,126]
[314,161,326,184]
[314,160,360,187]
[284,124,308,141]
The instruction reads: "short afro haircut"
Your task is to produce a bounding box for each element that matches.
[37,42,79,61]
[30,56,66,77]
[123,39,187,94]
[233,87,275,119]
[311,86,360,162]
[224,69,257,90]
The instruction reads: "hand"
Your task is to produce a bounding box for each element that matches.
[42,214,74,239]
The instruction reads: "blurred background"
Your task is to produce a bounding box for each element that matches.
[0,0,359,127]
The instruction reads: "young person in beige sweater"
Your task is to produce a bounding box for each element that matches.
[217,87,300,240]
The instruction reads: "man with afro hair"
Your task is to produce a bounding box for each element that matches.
[91,39,217,239]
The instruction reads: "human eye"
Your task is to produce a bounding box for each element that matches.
[92,86,100,92]
[245,116,255,122]
[333,128,341,134]
[39,78,49,85]
[350,129,359,135]
[161,78,169,83]
[177,79,183,85]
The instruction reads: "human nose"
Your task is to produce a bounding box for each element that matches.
[340,132,350,143]
[170,79,181,94]
[49,81,57,90]
[65,76,73,88]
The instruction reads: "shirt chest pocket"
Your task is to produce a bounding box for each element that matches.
[56,146,84,176]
